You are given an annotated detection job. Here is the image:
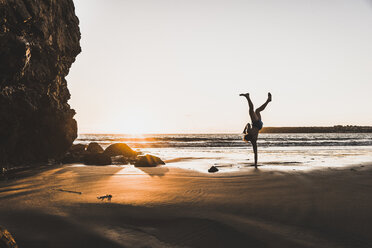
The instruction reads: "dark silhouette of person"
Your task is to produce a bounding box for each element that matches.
[240,92,272,168]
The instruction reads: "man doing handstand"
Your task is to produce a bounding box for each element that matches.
[240,92,272,168]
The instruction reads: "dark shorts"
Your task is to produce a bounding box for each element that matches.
[252,120,263,130]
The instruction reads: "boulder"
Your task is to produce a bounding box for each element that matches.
[208,166,219,173]
[69,144,86,153]
[103,143,137,158]
[61,152,83,164]
[86,142,104,154]
[0,0,81,166]
[84,153,111,166]
[134,154,165,167]
[61,144,87,164]
[61,144,86,163]
[111,155,129,165]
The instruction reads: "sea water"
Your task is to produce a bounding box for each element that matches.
[76,133,372,172]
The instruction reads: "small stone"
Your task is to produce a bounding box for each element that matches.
[208,166,218,173]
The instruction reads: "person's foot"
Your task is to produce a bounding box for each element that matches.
[267,92,272,102]
[239,93,249,97]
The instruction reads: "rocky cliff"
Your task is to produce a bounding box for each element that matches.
[0,0,81,166]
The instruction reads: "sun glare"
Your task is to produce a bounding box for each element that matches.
[120,125,146,135]
[111,109,154,135]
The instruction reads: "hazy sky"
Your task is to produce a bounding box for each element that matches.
[67,0,372,134]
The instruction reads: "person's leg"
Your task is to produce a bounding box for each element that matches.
[255,92,271,120]
[240,93,258,122]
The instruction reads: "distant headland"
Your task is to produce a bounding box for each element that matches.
[261,125,372,133]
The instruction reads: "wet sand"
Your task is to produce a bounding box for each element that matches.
[0,163,372,248]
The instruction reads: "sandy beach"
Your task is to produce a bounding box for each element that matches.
[1,163,372,248]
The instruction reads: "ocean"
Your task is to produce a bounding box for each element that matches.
[76,133,372,172]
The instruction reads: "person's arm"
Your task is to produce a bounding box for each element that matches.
[243,123,251,134]
[251,140,258,168]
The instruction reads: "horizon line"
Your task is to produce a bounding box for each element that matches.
[77,125,372,135]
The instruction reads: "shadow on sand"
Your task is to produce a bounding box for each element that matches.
[136,166,169,177]
[0,203,266,248]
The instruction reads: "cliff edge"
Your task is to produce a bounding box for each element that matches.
[0,0,81,166]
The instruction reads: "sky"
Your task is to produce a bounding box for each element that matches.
[67,0,372,134]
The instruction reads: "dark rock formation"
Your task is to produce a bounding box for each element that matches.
[86,142,104,154]
[70,144,86,153]
[103,143,137,158]
[84,142,110,165]
[134,154,165,167]
[61,144,86,164]
[61,142,166,167]
[0,0,81,166]
[111,155,130,165]
[208,166,218,173]
[84,153,111,166]
[62,143,112,165]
